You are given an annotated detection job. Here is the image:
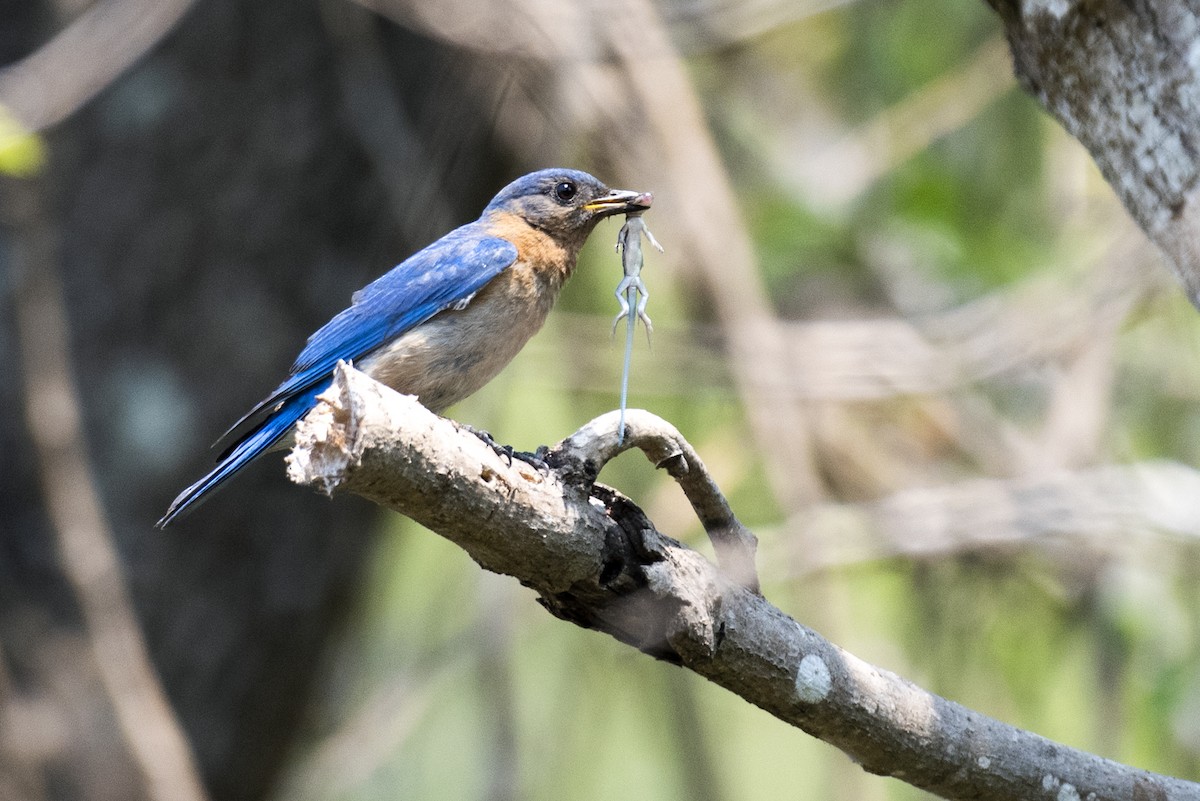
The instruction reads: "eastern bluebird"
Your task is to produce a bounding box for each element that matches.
[158,169,651,527]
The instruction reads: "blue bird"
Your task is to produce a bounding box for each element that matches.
[158,169,651,527]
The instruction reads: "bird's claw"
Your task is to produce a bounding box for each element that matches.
[463,425,550,473]
[510,448,550,474]
[463,424,511,463]
[464,423,498,448]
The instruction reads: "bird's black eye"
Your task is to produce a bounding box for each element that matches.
[553,181,577,203]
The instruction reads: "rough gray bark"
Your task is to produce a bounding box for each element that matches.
[988,0,1200,305]
[290,364,1200,801]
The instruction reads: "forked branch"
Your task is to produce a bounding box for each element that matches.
[287,363,1199,801]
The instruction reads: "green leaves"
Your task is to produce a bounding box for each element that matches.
[0,105,46,177]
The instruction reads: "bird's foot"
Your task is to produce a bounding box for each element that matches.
[462,425,550,473]
[463,424,506,458]
[509,446,550,474]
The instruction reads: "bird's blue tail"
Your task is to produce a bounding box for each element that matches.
[156,390,319,527]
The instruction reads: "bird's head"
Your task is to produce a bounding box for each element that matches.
[483,168,652,248]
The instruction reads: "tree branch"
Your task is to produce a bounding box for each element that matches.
[549,409,759,592]
[288,363,1200,801]
[987,0,1200,307]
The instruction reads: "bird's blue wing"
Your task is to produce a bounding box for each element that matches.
[160,227,517,526]
[292,229,516,388]
[157,389,320,526]
[222,228,518,440]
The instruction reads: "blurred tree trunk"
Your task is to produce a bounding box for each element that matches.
[988,0,1200,305]
[0,1,508,799]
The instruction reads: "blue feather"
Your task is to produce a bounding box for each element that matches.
[161,226,517,526]
[157,390,317,526]
[221,227,516,441]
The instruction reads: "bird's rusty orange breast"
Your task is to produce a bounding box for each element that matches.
[483,210,577,290]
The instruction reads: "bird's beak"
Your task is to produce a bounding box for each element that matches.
[584,189,653,216]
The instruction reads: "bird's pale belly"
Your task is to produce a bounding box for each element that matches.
[357,265,558,412]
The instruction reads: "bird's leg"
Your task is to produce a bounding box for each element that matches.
[461,424,507,459]
[460,424,549,473]
[508,448,550,473]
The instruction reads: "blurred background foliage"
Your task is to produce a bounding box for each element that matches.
[5,0,1200,799]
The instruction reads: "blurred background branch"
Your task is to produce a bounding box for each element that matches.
[0,0,197,132]
[7,176,208,801]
